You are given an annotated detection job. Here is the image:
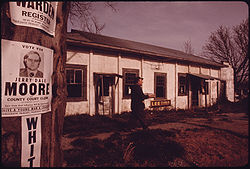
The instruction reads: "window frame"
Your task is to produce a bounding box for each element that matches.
[154,72,167,99]
[66,64,87,102]
[178,73,188,96]
[122,68,139,99]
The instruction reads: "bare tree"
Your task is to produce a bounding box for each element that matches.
[183,39,194,55]
[202,19,249,93]
[69,2,117,34]
[233,19,249,85]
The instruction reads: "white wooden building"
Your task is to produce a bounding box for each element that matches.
[65,30,234,116]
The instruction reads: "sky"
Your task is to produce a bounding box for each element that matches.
[67,1,248,56]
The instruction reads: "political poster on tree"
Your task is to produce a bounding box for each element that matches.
[1,39,53,117]
[9,1,58,36]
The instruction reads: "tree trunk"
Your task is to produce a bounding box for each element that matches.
[1,2,69,167]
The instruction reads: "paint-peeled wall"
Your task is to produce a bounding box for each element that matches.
[220,63,234,102]
[176,64,189,109]
[65,49,232,116]
[141,59,155,109]
[120,56,141,112]
[65,102,89,116]
[142,60,176,110]
[65,51,89,116]
[189,65,199,74]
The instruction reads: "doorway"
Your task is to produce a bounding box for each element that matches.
[94,73,122,115]
[219,80,226,101]
[190,75,200,107]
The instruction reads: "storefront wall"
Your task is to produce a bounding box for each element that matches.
[65,49,228,116]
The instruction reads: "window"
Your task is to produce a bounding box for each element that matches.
[66,64,87,101]
[155,73,167,98]
[178,73,187,96]
[123,68,139,98]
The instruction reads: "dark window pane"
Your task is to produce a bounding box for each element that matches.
[75,70,82,83]
[156,86,164,97]
[180,76,186,85]
[66,65,87,100]
[125,73,136,85]
[155,74,166,98]
[178,74,187,95]
[67,84,82,97]
[123,69,139,98]
[66,70,74,83]
[156,76,165,86]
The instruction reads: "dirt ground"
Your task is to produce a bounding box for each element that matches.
[62,98,248,167]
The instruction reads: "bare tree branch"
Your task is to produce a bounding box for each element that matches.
[68,2,117,34]
[105,2,118,12]
[202,18,249,92]
[183,39,194,55]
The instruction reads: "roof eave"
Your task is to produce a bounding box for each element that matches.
[66,38,225,68]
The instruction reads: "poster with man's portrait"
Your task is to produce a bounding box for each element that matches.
[1,39,53,117]
[19,50,44,78]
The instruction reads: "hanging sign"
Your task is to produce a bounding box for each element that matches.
[1,39,53,117]
[21,114,41,167]
[9,1,58,36]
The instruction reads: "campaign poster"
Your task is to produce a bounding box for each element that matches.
[9,1,58,36]
[1,39,53,117]
[21,114,41,167]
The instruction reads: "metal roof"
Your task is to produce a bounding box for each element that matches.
[67,30,225,68]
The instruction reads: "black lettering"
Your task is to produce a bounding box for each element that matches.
[46,83,49,95]
[28,130,36,144]
[36,1,43,11]
[26,117,38,130]
[30,144,34,157]
[43,1,48,14]
[49,3,54,18]
[39,14,44,21]
[19,83,28,96]
[38,83,45,95]
[27,1,35,9]
[22,10,27,16]
[5,82,48,96]
[29,83,37,95]
[16,2,26,7]
[32,12,37,18]
[27,11,32,17]
[28,157,35,167]
[47,17,50,25]
[5,82,17,96]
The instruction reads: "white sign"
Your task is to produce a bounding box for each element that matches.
[1,39,53,117]
[9,1,58,36]
[21,114,41,167]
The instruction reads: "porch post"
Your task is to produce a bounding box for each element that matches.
[89,50,94,115]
